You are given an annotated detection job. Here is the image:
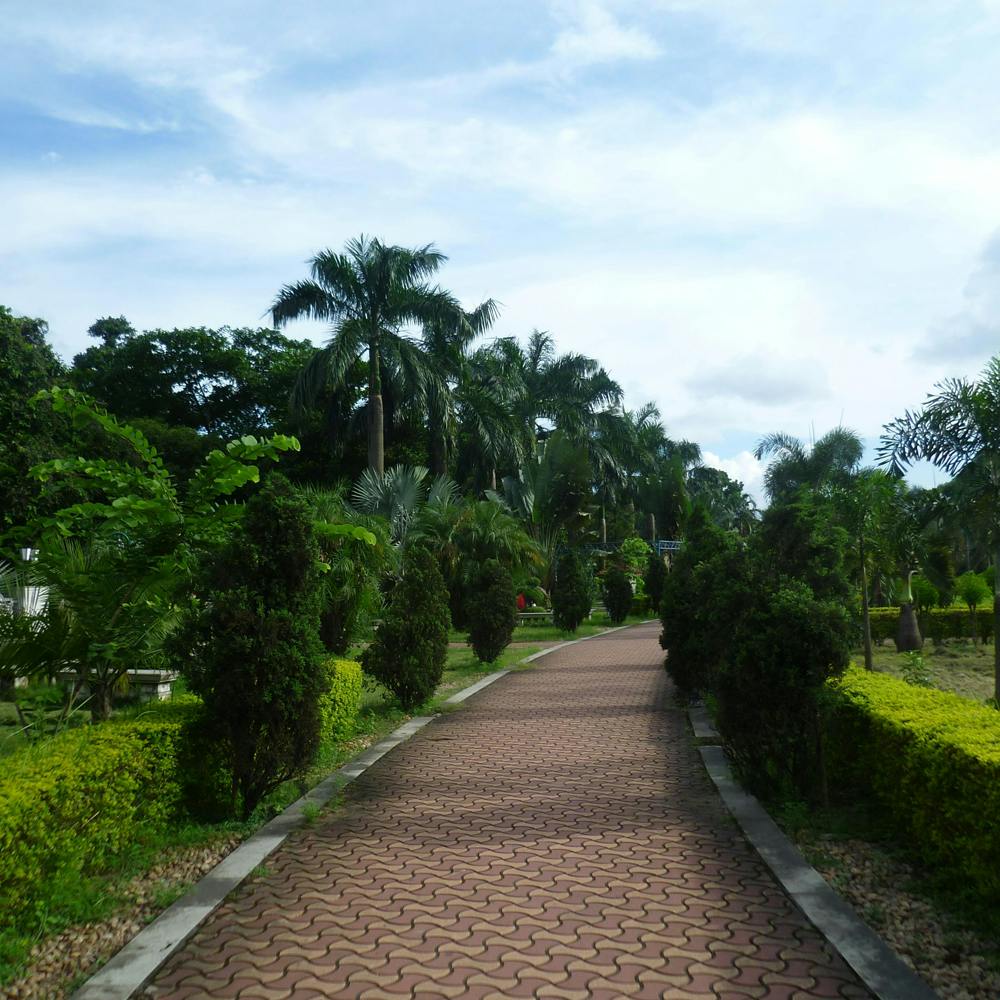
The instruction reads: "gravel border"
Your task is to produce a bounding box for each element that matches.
[697,739,939,1000]
[72,623,638,1000]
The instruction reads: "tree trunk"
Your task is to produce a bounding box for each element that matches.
[994,543,1000,705]
[91,681,113,722]
[895,603,922,652]
[860,538,873,670]
[429,429,447,478]
[368,341,384,474]
[601,505,607,546]
[489,468,497,491]
[648,512,656,543]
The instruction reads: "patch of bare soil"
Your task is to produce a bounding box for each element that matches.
[801,836,1000,1000]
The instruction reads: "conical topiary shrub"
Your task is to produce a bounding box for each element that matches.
[362,547,451,710]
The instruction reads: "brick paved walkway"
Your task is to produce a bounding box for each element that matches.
[147,624,869,999]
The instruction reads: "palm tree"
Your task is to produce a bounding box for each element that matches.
[879,356,1000,703]
[270,236,470,473]
[754,427,864,504]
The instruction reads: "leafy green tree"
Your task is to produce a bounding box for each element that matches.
[879,356,1000,701]
[687,465,758,534]
[271,236,472,474]
[6,389,299,719]
[466,559,517,663]
[0,306,74,533]
[601,565,632,624]
[182,475,326,818]
[955,572,991,644]
[362,547,450,709]
[71,324,316,439]
[552,548,592,633]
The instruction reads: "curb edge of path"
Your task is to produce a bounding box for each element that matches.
[73,621,645,1000]
[695,733,939,1000]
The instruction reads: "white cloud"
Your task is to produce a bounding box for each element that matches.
[550,1,661,67]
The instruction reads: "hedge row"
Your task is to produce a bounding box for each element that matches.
[0,662,366,927]
[0,711,189,923]
[823,668,1000,893]
[867,606,994,644]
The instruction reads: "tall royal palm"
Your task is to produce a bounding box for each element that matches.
[270,236,468,474]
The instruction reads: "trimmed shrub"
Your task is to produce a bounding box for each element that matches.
[643,552,667,613]
[715,581,852,799]
[363,547,450,710]
[602,566,632,624]
[660,507,748,699]
[182,474,327,819]
[0,716,185,926]
[552,549,591,633]
[466,559,517,664]
[824,668,1000,893]
[319,659,363,742]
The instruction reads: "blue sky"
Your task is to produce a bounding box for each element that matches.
[4,1,1000,498]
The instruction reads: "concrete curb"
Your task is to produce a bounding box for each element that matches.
[73,622,647,999]
[696,742,939,1000]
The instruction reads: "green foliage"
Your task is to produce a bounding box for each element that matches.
[659,507,747,699]
[71,323,316,439]
[899,651,932,688]
[0,716,185,928]
[618,537,650,582]
[302,487,390,654]
[643,552,667,612]
[956,571,991,614]
[466,559,518,663]
[715,581,852,798]
[661,497,853,798]
[362,547,450,710]
[824,667,1000,893]
[601,565,632,625]
[180,474,326,819]
[910,574,939,616]
[551,548,592,633]
[318,659,363,742]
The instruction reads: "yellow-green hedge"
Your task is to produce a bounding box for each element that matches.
[824,667,1000,891]
[319,659,363,742]
[867,606,994,644]
[0,715,187,923]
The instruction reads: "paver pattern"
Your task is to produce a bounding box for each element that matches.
[147,624,869,999]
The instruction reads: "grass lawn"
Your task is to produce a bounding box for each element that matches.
[449,612,649,645]
[862,639,996,702]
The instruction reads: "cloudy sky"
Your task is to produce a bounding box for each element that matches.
[4,0,1000,498]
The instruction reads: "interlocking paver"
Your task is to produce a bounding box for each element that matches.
[146,624,871,998]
